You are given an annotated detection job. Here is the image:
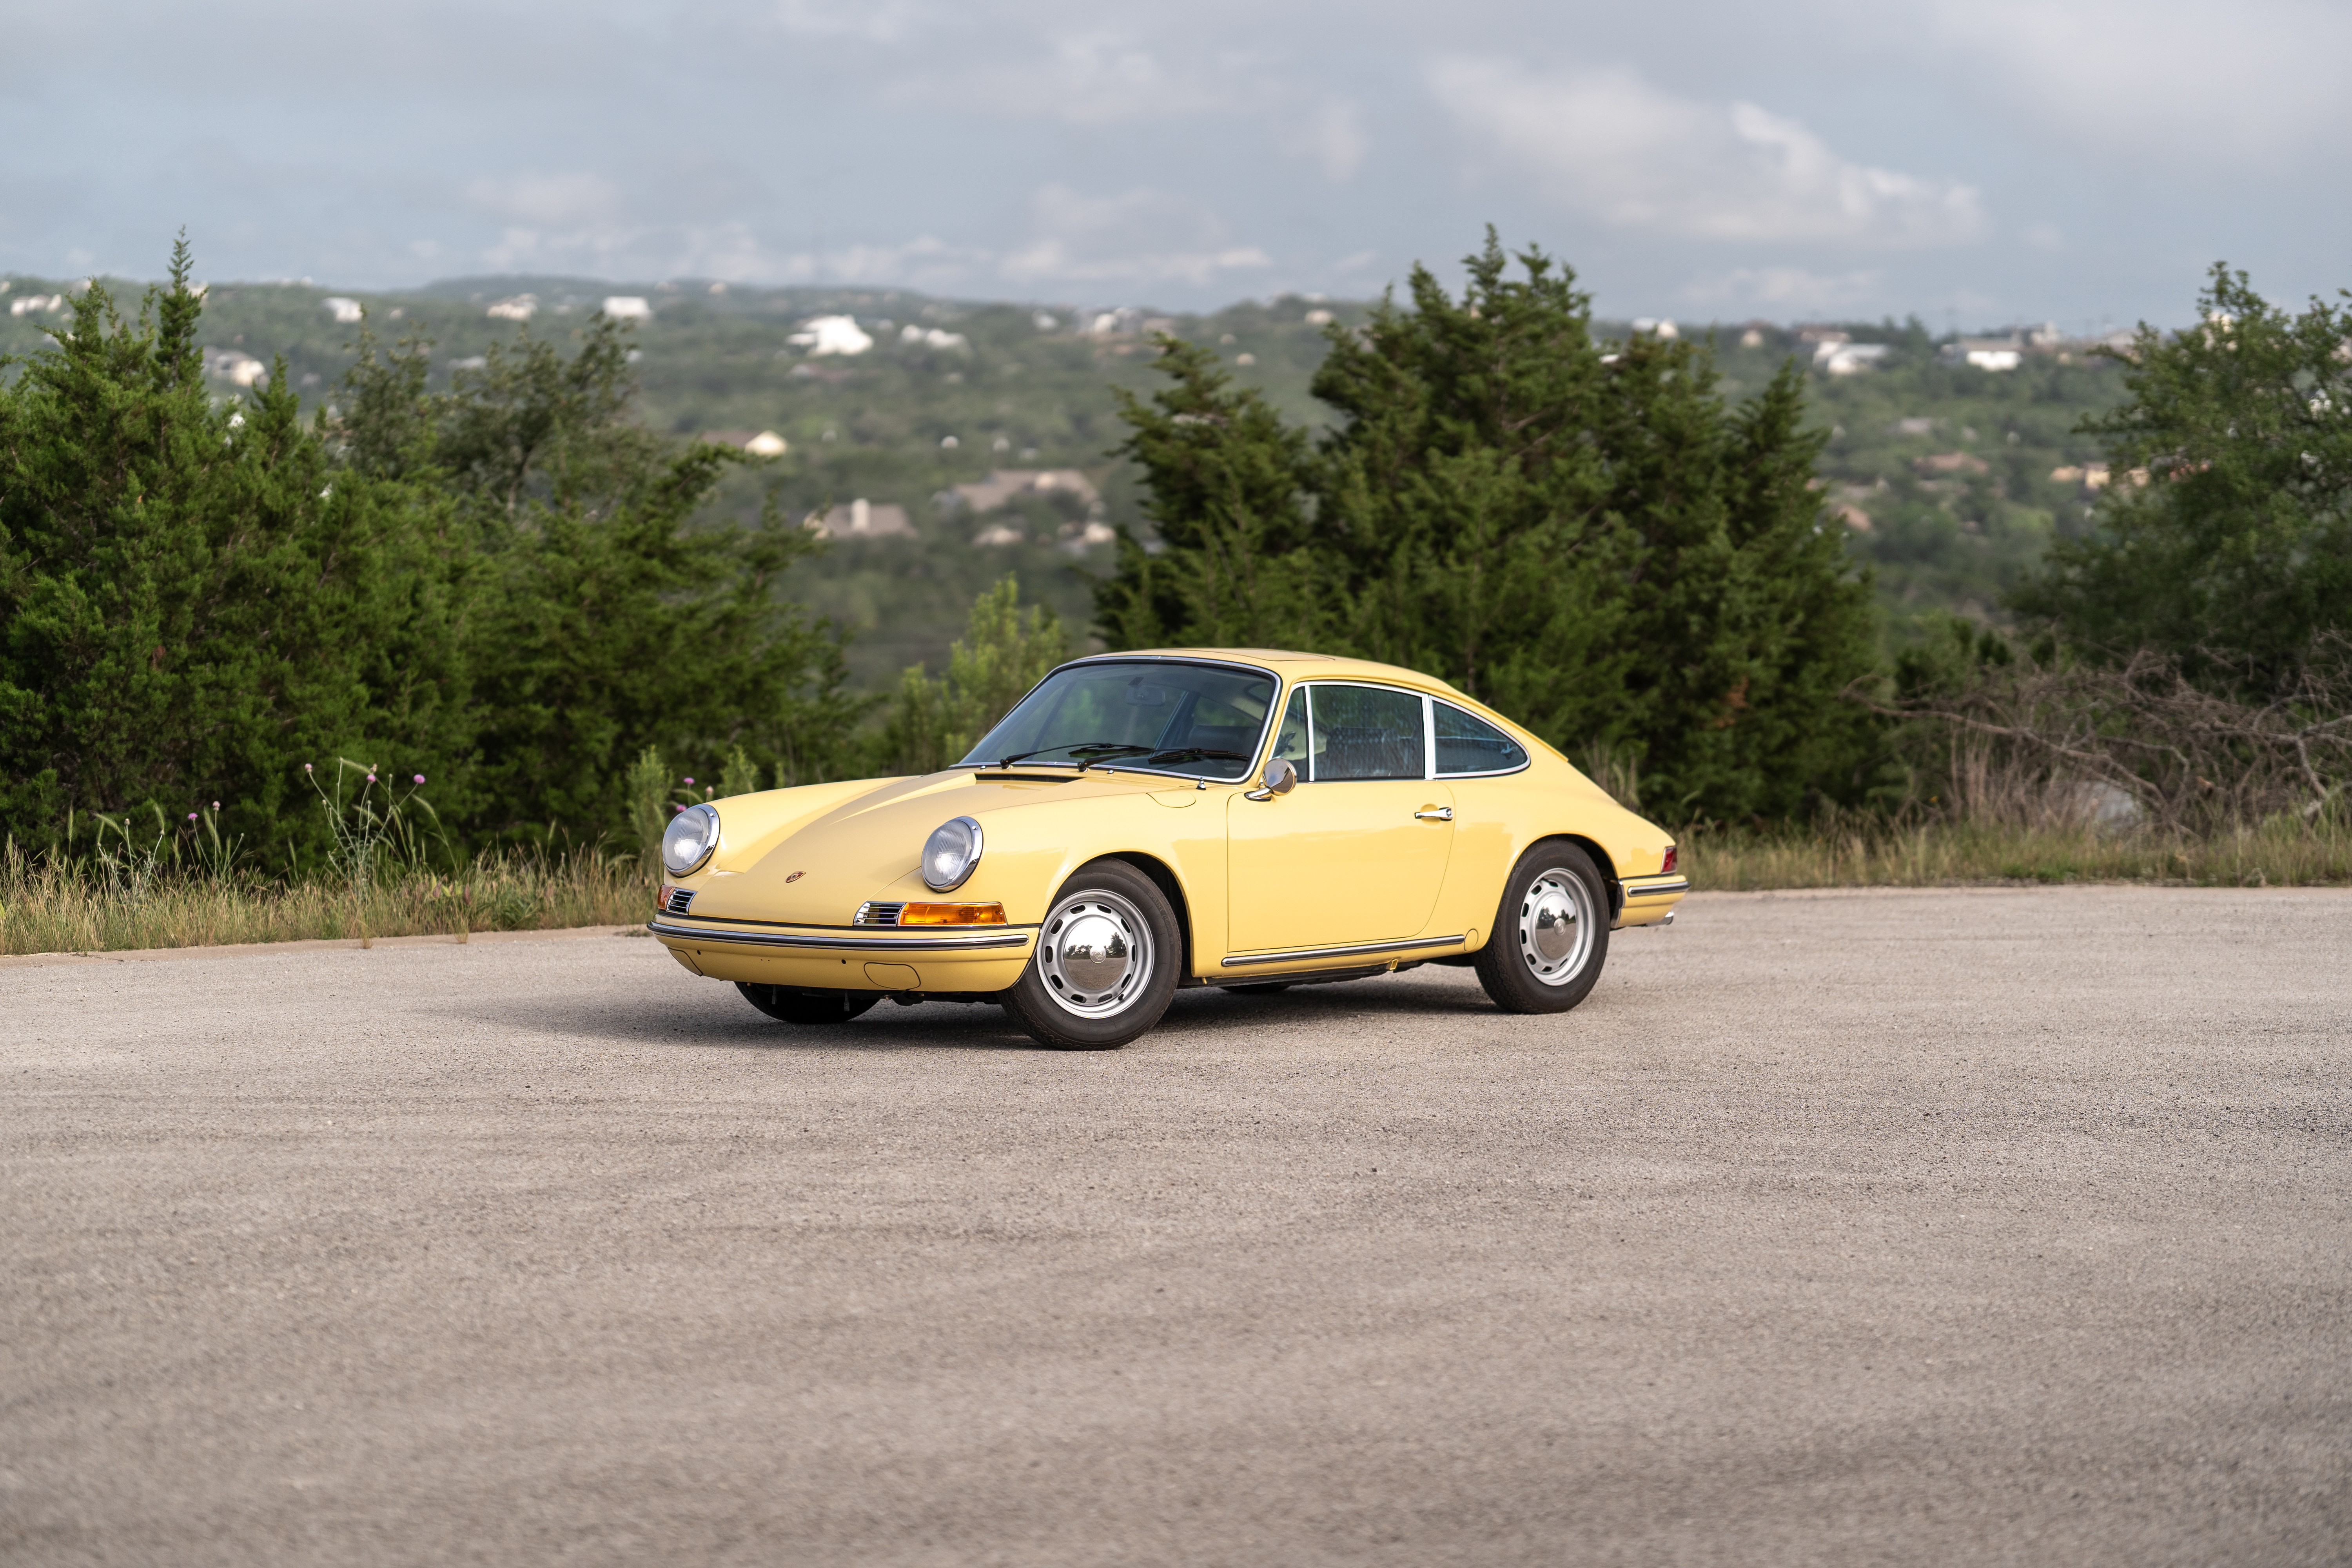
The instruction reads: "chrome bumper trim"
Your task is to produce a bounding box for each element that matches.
[646,919,1033,952]
[1221,933,1466,969]
[1621,878,1690,899]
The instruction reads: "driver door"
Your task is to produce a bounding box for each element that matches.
[1226,683,1456,956]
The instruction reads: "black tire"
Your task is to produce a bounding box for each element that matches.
[1220,983,1292,996]
[1473,841,1610,1014]
[737,984,880,1025]
[1001,859,1181,1050]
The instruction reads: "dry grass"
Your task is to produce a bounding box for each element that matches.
[1688,815,2352,891]
[0,846,654,957]
[6,811,2346,959]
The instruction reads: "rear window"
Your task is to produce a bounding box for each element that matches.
[1434,702,1529,775]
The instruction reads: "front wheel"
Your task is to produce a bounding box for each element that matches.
[1472,842,1610,1014]
[1001,860,1181,1050]
[737,984,879,1025]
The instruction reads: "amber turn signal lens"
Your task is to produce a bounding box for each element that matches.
[1660,846,1679,875]
[657,883,679,908]
[898,902,1007,926]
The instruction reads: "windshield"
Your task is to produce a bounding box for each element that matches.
[959,661,1278,781]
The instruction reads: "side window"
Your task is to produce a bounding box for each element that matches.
[1308,685,1426,780]
[1434,702,1530,775]
[1271,688,1311,777]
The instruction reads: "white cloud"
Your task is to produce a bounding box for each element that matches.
[770,0,931,44]
[1428,59,1985,248]
[887,28,1294,127]
[463,172,624,229]
[1284,96,1369,182]
[1910,0,2352,164]
[999,185,1272,288]
[1681,266,1887,314]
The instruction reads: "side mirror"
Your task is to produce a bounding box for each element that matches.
[1245,757,1298,800]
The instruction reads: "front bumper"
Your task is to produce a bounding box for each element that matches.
[647,917,1036,993]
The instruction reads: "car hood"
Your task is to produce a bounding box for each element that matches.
[682,769,1194,926]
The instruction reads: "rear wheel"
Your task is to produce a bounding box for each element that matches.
[1001,860,1181,1050]
[737,984,879,1025]
[1473,842,1610,1014]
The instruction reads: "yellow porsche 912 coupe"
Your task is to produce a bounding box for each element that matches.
[648,649,1685,1048]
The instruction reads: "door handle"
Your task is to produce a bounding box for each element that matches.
[1414,805,1454,822]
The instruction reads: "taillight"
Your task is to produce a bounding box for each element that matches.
[1661,845,1678,875]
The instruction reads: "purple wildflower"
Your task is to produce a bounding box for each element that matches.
[187,811,198,820]
[304,762,314,773]
[683,777,695,786]
[367,773,377,783]
[413,774,425,784]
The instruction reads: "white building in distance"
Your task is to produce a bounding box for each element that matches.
[603,297,652,321]
[321,297,364,325]
[807,498,915,539]
[944,468,1103,514]
[788,316,875,356]
[697,430,789,458]
[1815,342,1891,375]
[203,348,268,388]
[486,294,538,322]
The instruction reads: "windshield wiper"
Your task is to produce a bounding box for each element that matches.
[1144,748,1252,765]
[990,743,1156,769]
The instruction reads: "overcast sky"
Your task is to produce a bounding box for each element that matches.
[5,0,2343,327]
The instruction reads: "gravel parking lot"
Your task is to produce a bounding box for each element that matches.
[4,887,2348,1566]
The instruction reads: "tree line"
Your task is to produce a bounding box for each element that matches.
[4,234,2344,867]
[1099,240,2351,823]
[1,240,862,864]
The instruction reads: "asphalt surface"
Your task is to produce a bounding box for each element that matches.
[4,887,2348,1567]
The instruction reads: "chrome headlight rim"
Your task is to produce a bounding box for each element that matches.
[921,815,984,892]
[661,802,720,878]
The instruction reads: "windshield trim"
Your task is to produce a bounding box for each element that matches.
[962,654,1285,782]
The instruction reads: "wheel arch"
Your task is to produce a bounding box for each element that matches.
[1101,851,1195,980]
[1544,831,1623,922]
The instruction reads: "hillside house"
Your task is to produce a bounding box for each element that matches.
[1814,342,1890,375]
[697,430,789,457]
[321,296,364,325]
[487,294,539,322]
[203,348,267,388]
[604,297,653,321]
[1915,451,1991,476]
[1944,336,2023,371]
[807,499,915,540]
[788,316,874,356]
[944,469,1103,515]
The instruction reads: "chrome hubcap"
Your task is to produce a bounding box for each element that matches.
[1038,889,1154,1018]
[1518,870,1594,987]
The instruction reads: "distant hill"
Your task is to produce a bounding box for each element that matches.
[1,272,2129,684]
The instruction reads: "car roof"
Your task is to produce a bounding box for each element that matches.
[1071,648,1471,699]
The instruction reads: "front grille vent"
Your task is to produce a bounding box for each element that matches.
[854,902,906,927]
[663,887,695,915]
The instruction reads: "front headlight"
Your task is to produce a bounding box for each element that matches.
[662,802,720,877]
[921,815,984,891]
